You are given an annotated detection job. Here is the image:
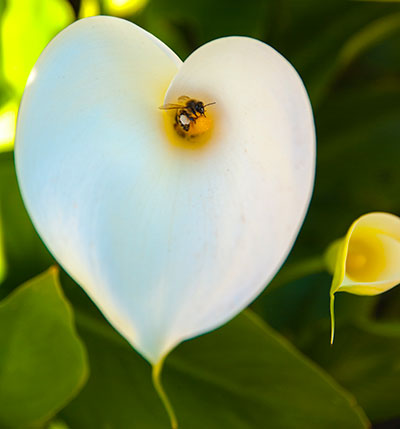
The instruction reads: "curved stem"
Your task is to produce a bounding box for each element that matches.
[152,358,178,429]
[330,293,336,345]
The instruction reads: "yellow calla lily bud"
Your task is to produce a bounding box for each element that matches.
[329,212,400,343]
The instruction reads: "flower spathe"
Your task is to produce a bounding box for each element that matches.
[329,212,400,342]
[15,16,315,363]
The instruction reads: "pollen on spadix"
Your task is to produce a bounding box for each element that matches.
[186,115,212,136]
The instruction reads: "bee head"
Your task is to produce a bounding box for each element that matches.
[195,102,205,115]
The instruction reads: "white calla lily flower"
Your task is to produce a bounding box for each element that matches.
[15,16,315,364]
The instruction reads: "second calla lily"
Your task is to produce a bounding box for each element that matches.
[15,16,315,364]
[329,212,400,342]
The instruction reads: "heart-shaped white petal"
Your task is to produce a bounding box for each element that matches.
[15,16,315,363]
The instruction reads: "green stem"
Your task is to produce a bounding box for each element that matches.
[152,358,178,429]
[266,255,326,293]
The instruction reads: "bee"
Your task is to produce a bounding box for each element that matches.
[159,95,216,137]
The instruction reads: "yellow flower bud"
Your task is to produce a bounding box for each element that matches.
[329,212,400,343]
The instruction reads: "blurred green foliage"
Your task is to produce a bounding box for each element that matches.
[1,0,74,97]
[0,0,400,427]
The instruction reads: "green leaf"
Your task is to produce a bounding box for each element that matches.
[303,319,400,422]
[0,268,88,428]
[336,12,400,72]
[290,82,400,266]
[166,311,369,429]
[59,276,368,429]
[47,419,71,429]
[137,0,272,59]
[375,286,400,321]
[60,309,168,428]
[266,0,400,105]
[0,212,6,284]
[0,151,53,295]
[252,273,378,348]
[1,0,74,97]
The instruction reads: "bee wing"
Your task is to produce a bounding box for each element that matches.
[177,95,191,102]
[158,103,184,110]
